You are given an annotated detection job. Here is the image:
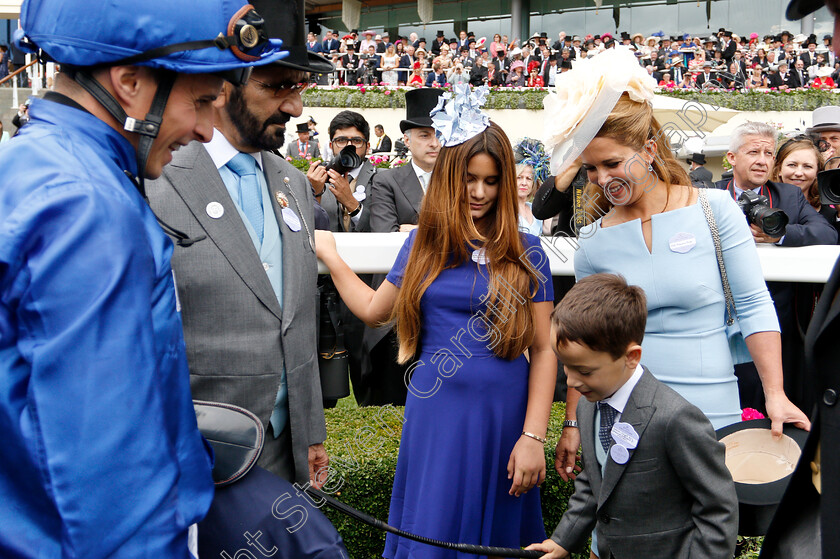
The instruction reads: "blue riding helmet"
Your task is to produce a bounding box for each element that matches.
[14,0,287,78]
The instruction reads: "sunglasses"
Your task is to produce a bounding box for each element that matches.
[249,78,311,97]
[780,134,830,153]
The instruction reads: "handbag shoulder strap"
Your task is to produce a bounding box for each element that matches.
[698,189,737,325]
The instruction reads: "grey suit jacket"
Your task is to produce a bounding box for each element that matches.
[690,166,713,184]
[318,159,376,232]
[146,141,325,484]
[286,139,321,160]
[551,369,738,559]
[369,162,424,233]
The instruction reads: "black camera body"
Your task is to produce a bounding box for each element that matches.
[325,145,362,175]
[818,168,840,206]
[736,190,788,238]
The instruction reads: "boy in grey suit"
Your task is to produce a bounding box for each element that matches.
[527,274,738,559]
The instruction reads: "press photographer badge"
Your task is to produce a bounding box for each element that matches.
[282,208,301,232]
[668,232,696,254]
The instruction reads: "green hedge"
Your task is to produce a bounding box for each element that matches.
[322,401,584,558]
[302,85,840,112]
[321,401,763,558]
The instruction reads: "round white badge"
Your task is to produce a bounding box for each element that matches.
[206,201,224,219]
[610,444,630,464]
[611,422,640,450]
[471,248,488,265]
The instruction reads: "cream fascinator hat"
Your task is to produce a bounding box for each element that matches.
[543,46,657,177]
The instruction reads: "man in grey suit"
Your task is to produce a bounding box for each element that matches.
[286,121,321,160]
[528,274,738,559]
[355,88,444,406]
[146,0,334,485]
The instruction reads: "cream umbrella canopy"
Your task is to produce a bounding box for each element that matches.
[652,93,739,135]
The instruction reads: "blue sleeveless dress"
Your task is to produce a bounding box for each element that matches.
[382,231,553,558]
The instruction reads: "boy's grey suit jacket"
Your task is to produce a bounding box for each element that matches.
[552,368,738,559]
[146,141,325,484]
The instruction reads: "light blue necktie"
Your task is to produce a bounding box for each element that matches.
[227,153,264,244]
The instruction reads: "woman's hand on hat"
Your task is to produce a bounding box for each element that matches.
[555,157,583,193]
[765,392,811,437]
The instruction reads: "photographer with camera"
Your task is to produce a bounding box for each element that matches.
[716,121,837,414]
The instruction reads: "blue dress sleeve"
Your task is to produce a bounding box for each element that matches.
[709,190,780,336]
[386,229,417,288]
[522,233,555,302]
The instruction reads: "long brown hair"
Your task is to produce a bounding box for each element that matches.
[772,138,824,208]
[392,122,541,363]
[581,93,691,223]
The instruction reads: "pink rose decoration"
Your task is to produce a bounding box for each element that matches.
[741,408,766,421]
[384,90,391,95]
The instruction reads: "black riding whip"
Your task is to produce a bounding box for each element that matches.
[305,486,543,558]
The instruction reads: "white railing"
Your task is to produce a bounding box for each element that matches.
[324,232,840,283]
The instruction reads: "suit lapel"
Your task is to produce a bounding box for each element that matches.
[397,164,424,215]
[597,369,657,507]
[263,154,305,334]
[163,142,283,322]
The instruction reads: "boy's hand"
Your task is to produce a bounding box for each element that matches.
[555,428,582,482]
[525,538,569,558]
[507,435,546,497]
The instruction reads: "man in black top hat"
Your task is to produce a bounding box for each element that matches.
[431,30,446,55]
[364,88,445,407]
[720,31,737,64]
[342,42,361,84]
[287,122,321,160]
[491,47,509,86]
[687,153,714,187]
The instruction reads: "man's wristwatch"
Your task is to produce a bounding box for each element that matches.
[348,203,362,217]
[562,420,579,429]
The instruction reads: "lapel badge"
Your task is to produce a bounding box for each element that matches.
[275,191,289,208]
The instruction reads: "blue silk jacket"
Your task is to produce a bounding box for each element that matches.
[0,96,214,557]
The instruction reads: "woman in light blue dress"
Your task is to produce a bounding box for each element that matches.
[547,60,810,490]
[516,163,544,236]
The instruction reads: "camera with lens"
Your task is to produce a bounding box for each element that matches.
[818,168,840,206]
[736,190,788,238]
[393,138,408,157]
[325,145,362,175]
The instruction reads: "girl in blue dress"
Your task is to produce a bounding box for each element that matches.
[316,94,556,557]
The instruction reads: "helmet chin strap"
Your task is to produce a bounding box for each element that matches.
[74,70,206,247]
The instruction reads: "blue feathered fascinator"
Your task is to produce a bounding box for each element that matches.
[513,138,550,184]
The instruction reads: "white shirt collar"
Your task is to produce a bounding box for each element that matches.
[411,161,431,190]
[347,162,364,180]
[205,128,263,171]
[600,364,644,415]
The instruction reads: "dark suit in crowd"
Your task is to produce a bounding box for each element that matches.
[768,71,798,89]
[360,162,427,406]
[371,134,392,153]
[759,253,840,558]
[690,165,714,187]
[715,179,837,413]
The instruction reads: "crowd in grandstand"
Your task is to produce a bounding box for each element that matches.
[303,27,839,90]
